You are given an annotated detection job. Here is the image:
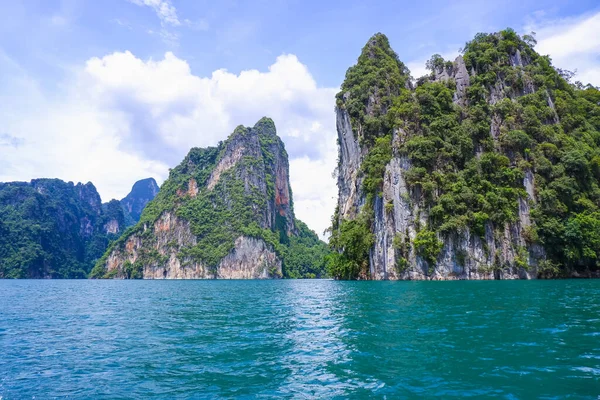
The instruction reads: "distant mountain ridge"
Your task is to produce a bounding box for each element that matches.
[0,177,158,278]
[120,178,160,224]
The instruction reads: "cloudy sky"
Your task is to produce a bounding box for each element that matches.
[1,0,599,238]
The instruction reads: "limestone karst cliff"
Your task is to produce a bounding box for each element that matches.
[0,177,158,278]
[91,118,328,279]
[329,30,600,280]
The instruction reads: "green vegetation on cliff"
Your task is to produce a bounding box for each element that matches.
[0,178,159,278]
[327,214,373,280]
[329,29,600,279]
[329,35,406,278]
[336,33,411,145]
[92,118,328,279]
[0,180,119,278]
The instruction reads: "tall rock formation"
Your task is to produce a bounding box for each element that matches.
[91,118,328,279]
[329,30,600,280]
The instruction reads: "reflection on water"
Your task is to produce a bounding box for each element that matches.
[277,280,355,397]
[0,279,599,398]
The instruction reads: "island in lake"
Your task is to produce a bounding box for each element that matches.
[1,29,600,281]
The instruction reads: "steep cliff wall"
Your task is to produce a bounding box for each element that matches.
[92,118,327,279]
[330,30,600,280]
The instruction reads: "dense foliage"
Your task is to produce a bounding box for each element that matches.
[0,180,123,278]
[327,214,374,280]
[283,220,329,279]
[0,177,159,279]
[336,33,411,145]
[92,118,328,279]
[329,29,600,279]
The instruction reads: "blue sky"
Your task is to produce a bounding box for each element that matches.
[1,0,599,236]
[3,0,599,87]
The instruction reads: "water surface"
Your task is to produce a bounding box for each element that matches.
[1,280,599,398]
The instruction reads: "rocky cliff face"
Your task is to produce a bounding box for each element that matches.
[92,117,327,279]
[330,31,600,280]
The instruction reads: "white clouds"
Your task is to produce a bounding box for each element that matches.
[128,0,180,26]
[183,18,209,31]
[0,69,169,202]
[0,51,338,239]
[527,11,600,86]
[290,155,338,237]
[405,11,600,88]
[405,61,429,81]
[111,18,133,30]
[127,0,186,44]
[0,133,25,148]
[406,49,460,81]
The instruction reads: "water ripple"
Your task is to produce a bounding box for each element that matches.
[0,280,599,398]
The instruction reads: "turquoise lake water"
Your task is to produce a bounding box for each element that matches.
[0,280,599,399]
